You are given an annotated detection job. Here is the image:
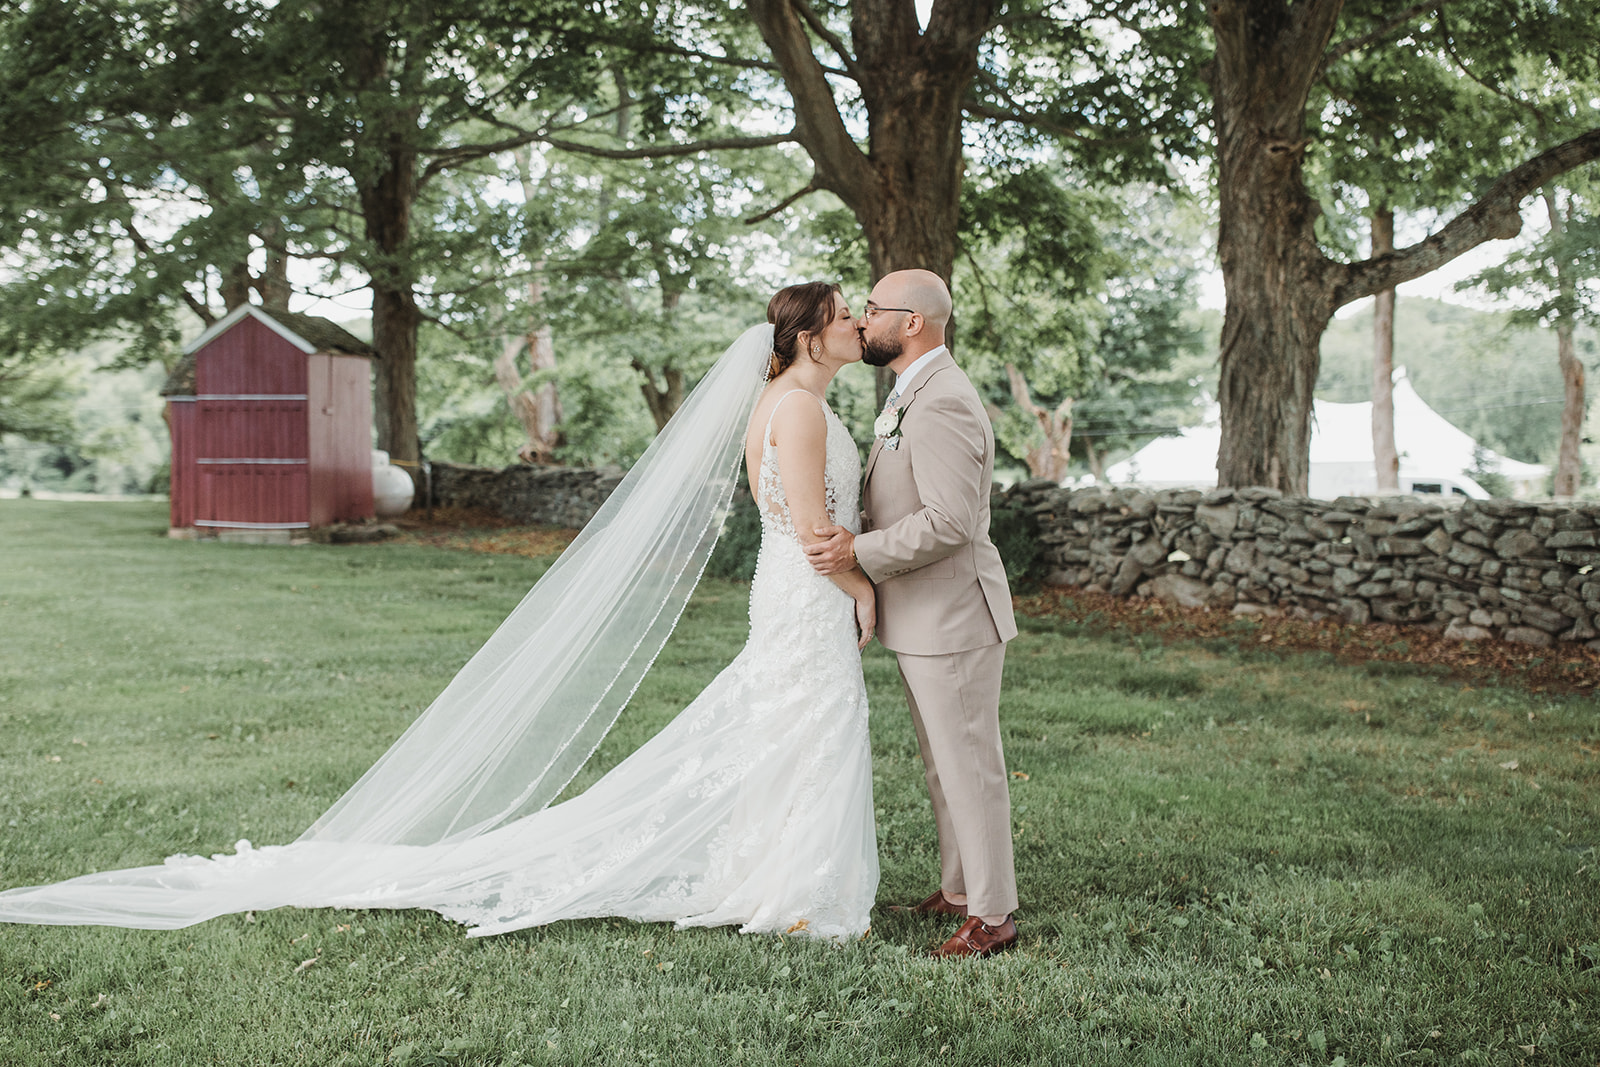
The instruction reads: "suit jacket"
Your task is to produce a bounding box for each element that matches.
[853,351,1018,656]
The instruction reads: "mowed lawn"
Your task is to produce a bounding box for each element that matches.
[0,500,1595,1067]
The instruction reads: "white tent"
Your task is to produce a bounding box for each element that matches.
[1104,371,1549,499]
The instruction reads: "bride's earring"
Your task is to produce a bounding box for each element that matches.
[811,344,821,357]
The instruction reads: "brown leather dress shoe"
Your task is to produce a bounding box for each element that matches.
[932,915,1017,959]
[891,889,968,917]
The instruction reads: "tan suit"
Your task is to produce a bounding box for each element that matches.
[853,351,1019,917]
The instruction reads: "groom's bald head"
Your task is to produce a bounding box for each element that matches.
[876,269,952,334]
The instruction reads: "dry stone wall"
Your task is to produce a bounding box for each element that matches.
[997,480,1600,650]
[428,461,624,530]
[431,459,1600,650]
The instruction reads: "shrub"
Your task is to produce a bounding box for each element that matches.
[990,501,1045,594]
[705,491,762,581]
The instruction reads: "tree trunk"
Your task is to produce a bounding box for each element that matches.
[360,142,421,466]
[1005,364,1073,481]
[219,262,252,311]
[1370,204,1399,491]
[519,269,563,461]
[257,223,292,312]
[347,24,425,468]
[633,360,683,432]
[508,147,563,461]
[494,334,555,464]
[1209,0,1344,493]
[493,265,562,464]
[1083,435,1104,483]
[370,283,421,465]
[1546,190,1585,498]
[747,0,991,406]
[1206,0,1600,492]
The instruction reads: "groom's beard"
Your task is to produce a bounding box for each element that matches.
[860,333,901,367]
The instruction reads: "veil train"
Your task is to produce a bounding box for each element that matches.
[0,324,777,930]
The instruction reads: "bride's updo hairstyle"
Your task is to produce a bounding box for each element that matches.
[766,281,841,380]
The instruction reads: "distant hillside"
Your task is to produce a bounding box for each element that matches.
[1317,297,1599,468]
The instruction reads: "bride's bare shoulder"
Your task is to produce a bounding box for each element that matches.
[748,386,824,447]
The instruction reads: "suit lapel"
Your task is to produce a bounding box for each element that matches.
[863,352,956,485]
[901,353,953,407]
[864,435,885,482]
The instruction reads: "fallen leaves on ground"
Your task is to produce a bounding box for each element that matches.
[391,507,577,559]
[1016,587,1600,696]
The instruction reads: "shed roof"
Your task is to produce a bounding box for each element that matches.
[163,306,375,396]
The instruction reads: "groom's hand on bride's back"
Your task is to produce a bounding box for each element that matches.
[805,526,856,575]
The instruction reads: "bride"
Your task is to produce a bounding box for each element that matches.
[0,282,881,941]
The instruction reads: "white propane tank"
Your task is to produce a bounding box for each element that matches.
[371,449,415,517]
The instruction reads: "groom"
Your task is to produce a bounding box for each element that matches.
[805,269,1019,958]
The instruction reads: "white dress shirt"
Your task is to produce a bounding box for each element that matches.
[890,345,949,401]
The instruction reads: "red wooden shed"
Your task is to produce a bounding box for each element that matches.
[163,306,377,536]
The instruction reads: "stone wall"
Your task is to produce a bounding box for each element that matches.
[429,461,624,530]
[996,481,1600,650]
[431,459,1600,650]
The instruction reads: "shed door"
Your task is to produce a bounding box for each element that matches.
[194,398,310,528]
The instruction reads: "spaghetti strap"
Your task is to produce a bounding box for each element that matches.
[764,389,827,443]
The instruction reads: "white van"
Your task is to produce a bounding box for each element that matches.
[1308,460,1490,500]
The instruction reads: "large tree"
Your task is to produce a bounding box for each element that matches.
[562,0,1207,400]
[1207,0,1600,490]
[0,1,333,366]
[1,0,614,470]
[1307,17,1514,491]
[1464,180,1600,496]
[234,0,612,468]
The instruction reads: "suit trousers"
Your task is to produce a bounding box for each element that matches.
[896,642,1018,918]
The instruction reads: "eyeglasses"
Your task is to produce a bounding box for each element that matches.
[863,303,917,320]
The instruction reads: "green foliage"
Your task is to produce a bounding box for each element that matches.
[2,501,1597,1065]
[527,140,792,436]
[987,502,1045,594]
[0,359,74,446]
[0,343,169,495]
[1309,0,1600,254]
[1466,446,1516,500]
[1317,297,1599,466]
[1067,191,1215,474]
[953,173,1212,479]
[1461,183,1600,331]
[704,492,762,582]
[959,163,1109,396]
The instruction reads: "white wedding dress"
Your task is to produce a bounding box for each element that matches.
[0,386,877,941]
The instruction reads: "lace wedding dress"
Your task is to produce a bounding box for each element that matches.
[0,383,877,941]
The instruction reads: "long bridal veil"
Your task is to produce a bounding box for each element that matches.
[0,323,776,929]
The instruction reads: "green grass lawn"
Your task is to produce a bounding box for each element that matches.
[1,500,1596,1066]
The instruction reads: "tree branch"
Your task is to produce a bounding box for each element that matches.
[1334,128,1600,304]
[540,131,799,160]
[419,130,545,183]
[637,38,852,78]
[746,0,873,199]
[1006,362,1042,416]
[1318,1,1441,78]
[789,0,866,82]
[105,184,215,325]
[743,179,819,223]
[962,100,1146,146]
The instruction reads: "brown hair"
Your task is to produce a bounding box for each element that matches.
[765,281,840,380]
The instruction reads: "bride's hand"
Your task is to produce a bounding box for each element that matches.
[855,590,876,650]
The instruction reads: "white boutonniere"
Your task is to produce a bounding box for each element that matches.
[874,404,907,449]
